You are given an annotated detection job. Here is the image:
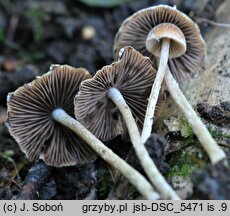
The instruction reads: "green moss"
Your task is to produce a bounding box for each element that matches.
[166,151,200,178]
[207,125,230,139]
[177,116,230,143]
[178,116,194,139]
[97,169,113,199]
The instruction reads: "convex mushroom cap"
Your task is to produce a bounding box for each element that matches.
[113,5,206,82]
[75,46,163,141]
[6,65,96,167]
[146,23,186,58]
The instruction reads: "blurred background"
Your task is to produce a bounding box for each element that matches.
[0,0,225,200]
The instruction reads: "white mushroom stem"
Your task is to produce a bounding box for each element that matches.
[142,33,225,165]
[52,108,159,200]
[141,38,170,144]
[164,68,226,164]
[107,87,180,200]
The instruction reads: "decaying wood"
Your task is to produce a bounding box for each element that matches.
[157,0,230,147]
[187,0,230,130]
[153,0,230,198]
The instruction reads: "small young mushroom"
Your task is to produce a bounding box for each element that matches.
[6,64,159,200]
[75,46,180,200]
[113,5,226,165]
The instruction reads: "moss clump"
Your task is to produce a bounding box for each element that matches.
[207,125,230,139]
[164,115,194,141]
[97,169,113,199]
[166,151,203,178]
[178,116,194,139]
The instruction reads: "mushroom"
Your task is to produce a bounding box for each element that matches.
[113,5,226,165]
[6,64,159,200]
[6,64,96,167]
[75,46,180,199]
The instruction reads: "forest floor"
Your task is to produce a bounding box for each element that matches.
[0,0,228,200]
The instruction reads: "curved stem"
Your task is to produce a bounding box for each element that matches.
[107,87,180,200]
[52,108,159,200]
[141,38,170,144]
[165,68,226,164]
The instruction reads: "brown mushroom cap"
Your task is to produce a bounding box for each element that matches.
[113,5,206,83]
[74,46,163,141]
[146,23,186,58]
[6,65,96,167]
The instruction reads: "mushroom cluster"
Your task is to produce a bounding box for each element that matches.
[75,47,179,199]
[6,63,159,200]
[113,5,226,165]
[5,4,226,200]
